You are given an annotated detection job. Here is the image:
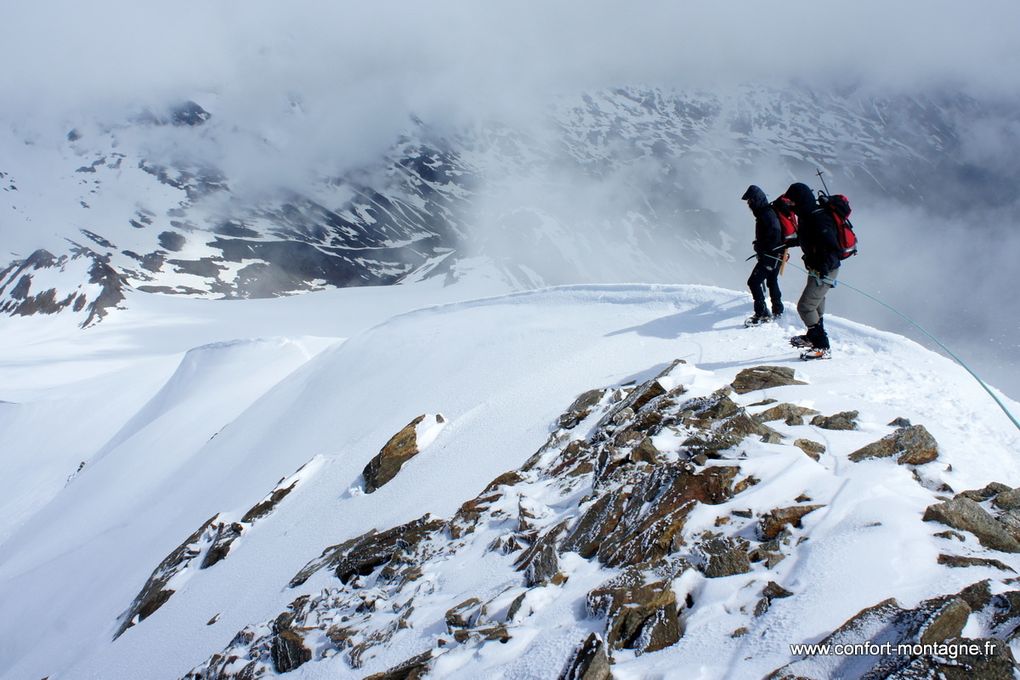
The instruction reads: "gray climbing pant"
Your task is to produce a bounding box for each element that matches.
[797,268,838,327]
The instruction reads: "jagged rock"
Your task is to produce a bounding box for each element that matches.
[242,479,299,523]
[756,403,819,424]
[270,628,311,673]
[994,508,1020,542]
[731,366,806,394]
[759,505,824,540]
[958,482,1013,502]
[630,437,660,464]
[768,592,976,679]
[290,514,445,586]
[587,569,682,653]
[791,439,824,463]
[677,389,740,427]
[200,521,245,569]
[848,424,939,465]
[559,633,612,680]
[683,410,781,457]
[560,490,630,559]
[748,398,779,407]
[445,598,483,630]
[754,581,793,616]
[938,554,1016,572]
[696,535,751,578]
[809,410,858,430]
[452,623,511,644]
[559,389,607,429]
[515,520,570,586]
[363,415,438,493]
[564,464,738,568]
[114,514,222,638]
[923,498,1020,553]
[993,488,1020,511]
[592,360,684,440]
[364,650,435,680]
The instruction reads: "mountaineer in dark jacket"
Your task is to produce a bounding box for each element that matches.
[785,182,841,358]
[741,185,784,325]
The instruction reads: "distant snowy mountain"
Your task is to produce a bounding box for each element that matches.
[0,85,1007,327]
[0,282,1018,679]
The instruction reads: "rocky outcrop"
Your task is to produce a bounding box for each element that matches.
[558,389,608,429]
[769,583,1018,679]
[849,424,939,465]
[185,360,1009,678]
[731,366,806,394]
[363,414,445,493]
[114,514,220,639]
[587,568,682,653]
[793,438,825,461]
[115,461,316,639]
[559,633,612,680]
[290,514,446,587]
[364,651,435,680]
[755,402,819,426]
[809,410,859,430]
[695,534,751,578]
[759,505,825,540]
[923,497,1020,553]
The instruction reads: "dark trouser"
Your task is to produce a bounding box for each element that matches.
[747,259,784,317]
[797,268,838,349]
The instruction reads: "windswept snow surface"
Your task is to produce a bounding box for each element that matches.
[0,283,1018,679]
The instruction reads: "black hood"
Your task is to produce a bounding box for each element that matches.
[785,182,817,210]
[741,185,769,211]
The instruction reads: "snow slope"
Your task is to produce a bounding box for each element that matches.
[0,283,1018,680]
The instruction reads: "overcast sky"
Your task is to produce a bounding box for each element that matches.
[4,1,1020,126]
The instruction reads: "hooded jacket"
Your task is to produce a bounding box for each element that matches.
[742,185,782,261]
[785,182,840,275]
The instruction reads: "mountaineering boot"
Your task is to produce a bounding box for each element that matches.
[800,347,832,361]
[744,314,773,327]
[789,335,812,348]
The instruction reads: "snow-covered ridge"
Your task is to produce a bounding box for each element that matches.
[0,283,1017,679]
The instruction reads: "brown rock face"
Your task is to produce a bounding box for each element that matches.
[558,389,607,429]
[363,415,430,493]
[755,403,819,423]
[848,424,939,465]
[563,464,738,568]
[731,366,807,394]
[809,410,859,430]
[923,498,1020,553]
[587,569,682,653]
[767,590,983,679]
[290,514,445,587]
[558,633,612,680]
[793,439,825,461]
[364,651,434,680]
[696,535,751,578]
[270,627,312,673]
[114,514,220,639]
[759,505,824,540]
[515,520,570,587]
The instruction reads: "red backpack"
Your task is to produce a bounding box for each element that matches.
[771,195,799,244]
[819,193,858,259]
